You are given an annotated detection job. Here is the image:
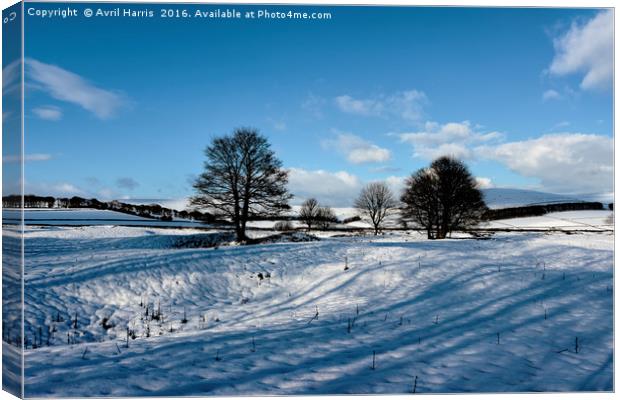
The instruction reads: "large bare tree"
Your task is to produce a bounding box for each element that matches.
[401,156,487,239]
[354,182,397,235]
[191,128,292,242]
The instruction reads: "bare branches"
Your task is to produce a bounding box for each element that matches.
[191,128,292,241]
[299,198,337,230]
[299,198,320,230]
[354,182,397,235]
[401,157,487,239]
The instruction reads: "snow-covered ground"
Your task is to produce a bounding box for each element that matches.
[3,208,205,228]
[483,210,613,231]
[9,212,613,396]
[481,188,581,209]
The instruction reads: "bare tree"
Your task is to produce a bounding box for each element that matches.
[191,128,292,242]
[316,206,337,230]
[401,156,487,239]
[354,182,397,235]
[299,198,320,230]
[400,170,439,239]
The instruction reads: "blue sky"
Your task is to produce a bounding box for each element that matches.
[16,3,613,206]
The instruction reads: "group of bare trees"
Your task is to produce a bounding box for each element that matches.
[351,159,486,239]
[299,198,337,230]
[192,128,486,241]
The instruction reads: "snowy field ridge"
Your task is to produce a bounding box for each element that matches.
[12,221,613,396]
[115,187,610,214]
[4,206,613,232]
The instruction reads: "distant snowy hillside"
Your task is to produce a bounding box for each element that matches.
[2,209,204,228]
[481,188,582,209]
[121,198,191,211]
[123,188,605,215]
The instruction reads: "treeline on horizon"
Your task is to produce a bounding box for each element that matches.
[1,195,216,222]
[1,194,611,225]
[483,201,609,220]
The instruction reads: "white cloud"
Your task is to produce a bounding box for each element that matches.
[423,143,472,160]
[334,89,427,122]
[398,121,503,160]
[384,175,406,198]
[54,183,83,194]
[322,132,391,164]
[476,133,612,194]
[396,118,612,194]
[287,168,408,207]
[548,10,613,91]
[26,58,126,119]
[370,166,402,174]
[33,105,62,121]
[542,89,562,101]
[3,153,52,163]
[335,95,383,117]
[23,178,141,199]
[287,168,362,207]
[475,177,494,189]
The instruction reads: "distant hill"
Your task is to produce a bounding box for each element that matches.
[121,198,190,211]
[120,188,607,215]
[481,188,580,209]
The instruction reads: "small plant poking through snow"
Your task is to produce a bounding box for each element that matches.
[101,317,114,330]
[181,308,188,324]
[371,350,376,370]
[308,306,319,324]
[575,337,580,354]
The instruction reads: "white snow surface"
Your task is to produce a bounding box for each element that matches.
[15,220,613,396]
[5,208,152,220]
[481,188,581,209]
[483,211,613,231]
[3,208,205,228]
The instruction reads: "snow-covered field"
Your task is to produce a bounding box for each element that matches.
[7,211,613,396]
[119,188,614,212]
[3,209,205,228]
[481,188,581,209]
[483,210,613,231]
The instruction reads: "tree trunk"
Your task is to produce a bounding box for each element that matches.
[235,225,247,242]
